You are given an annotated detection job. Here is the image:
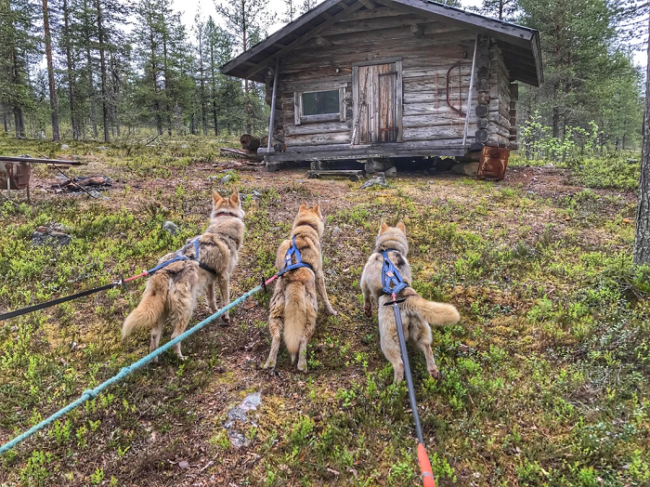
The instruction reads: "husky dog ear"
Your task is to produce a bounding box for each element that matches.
[299,203,307,211]
[313,203,322,218]
[396,221,406,234]
[379,222,389,235]
[230,190,240,206]
[213,190,223,204]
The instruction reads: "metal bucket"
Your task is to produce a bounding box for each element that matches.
[0,162,32,190]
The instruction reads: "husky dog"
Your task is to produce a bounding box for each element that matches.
[360,221,460,383]
[264,204,336,372]
[122,190,245,360]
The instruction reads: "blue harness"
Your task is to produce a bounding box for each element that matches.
[277,236,313,277]
[146,238,217,276]
[381,249,408,296]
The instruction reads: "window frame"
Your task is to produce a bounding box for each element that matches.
[294,86,347,125]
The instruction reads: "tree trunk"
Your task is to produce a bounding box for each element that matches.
[96,0,110,142]
[634,12,650,266]
[13,107,25,139]
[43,0,60,141]
[210,38,218,136]
[150,33,162,136]
[242,2,251,134]
[2,108,8,133]
[63,0,78,140]
[10,49,26,139]
[112,56,121,136]
[87,46,98,139]
[84,0,97,140]
[163,35,172,136]
[198,32,208,136]
[552,105,560,139]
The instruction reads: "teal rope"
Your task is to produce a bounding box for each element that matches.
[0,284,263,456]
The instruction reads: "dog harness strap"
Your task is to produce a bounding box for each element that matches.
[278,235,313,277]
[144,238,217,276]
[296,222,319,232]
[214,211,239,219]
[193,238,218,275]
[381,249,408,296]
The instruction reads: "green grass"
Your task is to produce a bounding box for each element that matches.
[510,152,641,191]
[0,137,649,486]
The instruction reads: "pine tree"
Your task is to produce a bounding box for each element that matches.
[284,0,297,22]
[475,0,517,20]
[205,17,232,135]
[42,0,60,140]
[518,0,618,139]
[634,1,650,265]
[216,0,275,133]
[195,14,209,136]
[299,0,317,14]
[61,0,80,139]
[0,0,39,138]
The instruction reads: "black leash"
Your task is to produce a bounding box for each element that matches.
[384,294,436,487]
[0,282,119,322]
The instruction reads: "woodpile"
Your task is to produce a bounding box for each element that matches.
[53,175,113,193]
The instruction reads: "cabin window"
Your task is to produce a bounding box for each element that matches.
[302,91,339,116]
[294,87,346,125]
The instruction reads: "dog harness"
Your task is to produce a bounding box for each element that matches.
[277,236,313,277]
[146,238,217,276]
[381,249,408,296]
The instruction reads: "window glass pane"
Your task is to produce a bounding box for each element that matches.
[302,90,339,116]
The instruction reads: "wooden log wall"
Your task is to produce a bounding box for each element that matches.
[509,83,518,149]
[272,4,479,150]
[470,36,514,149]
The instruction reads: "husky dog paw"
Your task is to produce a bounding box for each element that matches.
[176,354,187,362]
[325,305,338,317]
[429,368,441,380]
[364,303,372,317]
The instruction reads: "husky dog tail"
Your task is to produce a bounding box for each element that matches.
[283,281,310,364]
[122,273,169,338]
[402,290,460,327]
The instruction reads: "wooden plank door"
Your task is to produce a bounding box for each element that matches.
[354,61,402,144]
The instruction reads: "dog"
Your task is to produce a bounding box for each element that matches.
[360,221,460,383]
[264,204,336,371]
[121,190,245,360]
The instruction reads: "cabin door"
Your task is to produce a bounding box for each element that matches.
[353,61,403,144]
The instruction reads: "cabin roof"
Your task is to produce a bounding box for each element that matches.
[221,0,543,86]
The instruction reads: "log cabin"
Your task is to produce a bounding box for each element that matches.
[221,0,543,172]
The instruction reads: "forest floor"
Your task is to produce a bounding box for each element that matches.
[0,136,649,487]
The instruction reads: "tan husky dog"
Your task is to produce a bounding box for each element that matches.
[360,222,460,383]
[264,204,336,371]
[122,190,245,360]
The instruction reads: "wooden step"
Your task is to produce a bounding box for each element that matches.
[306,170,365,181]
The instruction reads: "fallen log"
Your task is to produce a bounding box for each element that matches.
[220,147,262,161]
[0,156,82,165]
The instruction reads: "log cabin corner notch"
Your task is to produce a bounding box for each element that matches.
[221,0,543,168]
